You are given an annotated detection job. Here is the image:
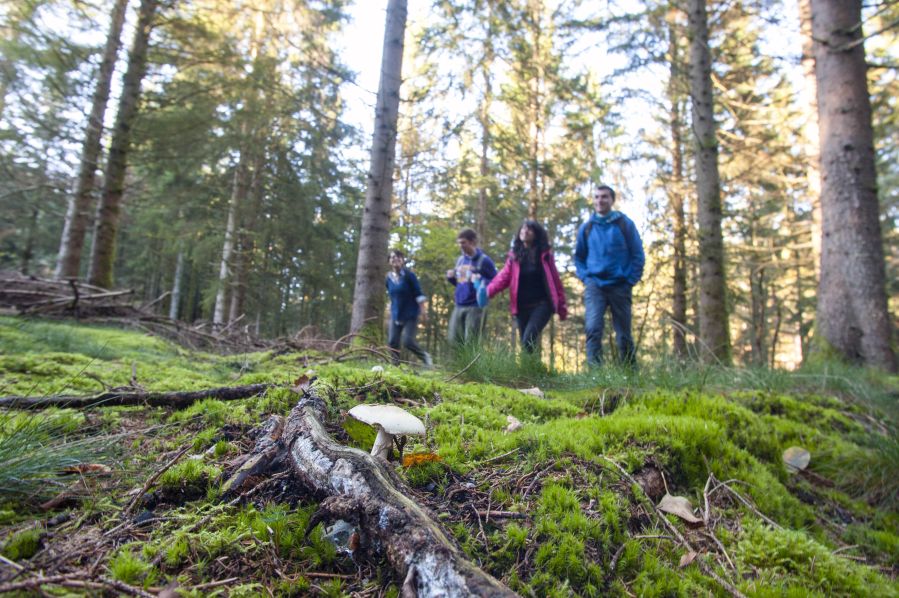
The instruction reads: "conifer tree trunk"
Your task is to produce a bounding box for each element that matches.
[87,0,158,289]
[688,0,730,363]
[350,0,407,334]
[169,241,184,320]
[798,0,822,278]
[229,154,262,325]
[55,0,129,280]
[667,12,688,359]
[812,0,896,371]
[213,158,249,327]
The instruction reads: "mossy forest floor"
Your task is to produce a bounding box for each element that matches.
[1,315,897,597]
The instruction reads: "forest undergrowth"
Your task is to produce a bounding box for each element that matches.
[0,316,897,597]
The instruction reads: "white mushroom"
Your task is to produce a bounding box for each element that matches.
[348,404,425,460]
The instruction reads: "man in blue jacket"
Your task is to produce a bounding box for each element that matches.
[446,228,497,346]
[575,185,645,366]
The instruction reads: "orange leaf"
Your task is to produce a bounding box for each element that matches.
[62,463,112,475]
[402,452,441,467]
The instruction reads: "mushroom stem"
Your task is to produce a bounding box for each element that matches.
[371,428,395,460]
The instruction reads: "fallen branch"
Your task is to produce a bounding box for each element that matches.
[0,383,276,410]
[222,388,517,597]
[0,575,154,598]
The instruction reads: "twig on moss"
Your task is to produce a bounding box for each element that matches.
[708,476,782,531]
[122,444,191,517]
[0,575,154,597]
[480,448,520,465]
[444,352,481,383]
[600,456,747,598]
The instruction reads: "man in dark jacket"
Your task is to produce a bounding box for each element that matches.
[575,185,645,366]
[446,228,497,346]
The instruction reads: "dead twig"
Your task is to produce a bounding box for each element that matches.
[708,476,782,531]
[122,445,191,517]
[444,352,481,383]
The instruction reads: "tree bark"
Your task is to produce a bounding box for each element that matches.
[223,392,517,597]
[169,240,184,320]
[812,0,897,371]
[667,11,689,359]
[350,0,408,334]
[798,0,822,278]
[0,383,274,410]
[688,0,730,363]
[88,0,158,289]
[55,0,129,280]
[213,154,249,328]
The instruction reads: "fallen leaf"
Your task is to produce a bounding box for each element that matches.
[61,463,112,475]
[505,415,522,433]
[782,446,811,473]
[403,452,442,467]
[657,493,703,524]
[517,387,545,399]
[679,551,698,568]
[291,373,314,394]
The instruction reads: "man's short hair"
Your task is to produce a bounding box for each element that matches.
[457,228,478,243]
[389,249,405,260]
[595,184,616,201]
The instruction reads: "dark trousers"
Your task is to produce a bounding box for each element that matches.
[388,318,429,364]
[516,301,553,354]
[584,282,635,366]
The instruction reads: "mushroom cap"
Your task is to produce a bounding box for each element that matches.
[347,404,425,435]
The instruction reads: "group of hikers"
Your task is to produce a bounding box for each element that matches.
[385,184,645,368]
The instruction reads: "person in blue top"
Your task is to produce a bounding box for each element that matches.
[386,250,432,366]
[575,184,645,366]
[445,228,497,346]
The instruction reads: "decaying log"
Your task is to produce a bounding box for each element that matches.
[0,383,275,410]
[223,390,517,598]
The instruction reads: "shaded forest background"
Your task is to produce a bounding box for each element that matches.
[1,0,896,372]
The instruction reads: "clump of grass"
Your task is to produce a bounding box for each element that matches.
[0,409,115,503]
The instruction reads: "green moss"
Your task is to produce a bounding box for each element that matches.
[1,527,41,560]
[108,546,158,586]
[158,459,221,489]
[736,522,897,596]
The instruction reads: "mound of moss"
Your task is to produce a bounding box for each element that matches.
[0,317,896,596]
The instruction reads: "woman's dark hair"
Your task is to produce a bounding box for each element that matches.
[512,220,550,262]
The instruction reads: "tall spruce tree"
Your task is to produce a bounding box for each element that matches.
[350,0,408,335]
[812,0,896,371]
[87,0,159,288]
[688,0,730,363]
[55,0,129,280]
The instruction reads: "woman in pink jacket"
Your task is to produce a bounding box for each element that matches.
[487,220,568,353]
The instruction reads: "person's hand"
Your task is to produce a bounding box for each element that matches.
[446,269,455,279]
[419,307,428,324]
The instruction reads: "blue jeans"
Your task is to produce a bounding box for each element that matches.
[584,282,635,366]
[388,317,431,365]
